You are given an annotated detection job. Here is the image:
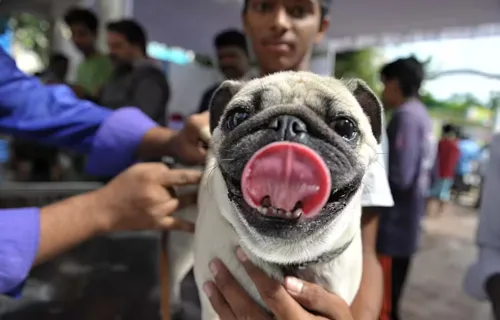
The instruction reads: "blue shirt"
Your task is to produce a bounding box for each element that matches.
[456,139,481,175]
[377,99,433,257]
[0,48,157,295]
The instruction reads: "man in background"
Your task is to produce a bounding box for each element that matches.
[64,7,114,99]
[99,19,169,126]
[377,57,433,320]
[197,29,250,113]
[40,53,69,84]
[427,124,460,217]
[465,134,500,320]
[453,131,481,202]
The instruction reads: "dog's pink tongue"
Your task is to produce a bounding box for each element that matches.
[241,142,331,218]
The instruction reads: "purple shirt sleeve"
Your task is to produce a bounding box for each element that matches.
[0,110,156,296]
[0,208,39,294]
[388,111,420,191]
[85,107,157,177]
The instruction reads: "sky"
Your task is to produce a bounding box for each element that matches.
[383,36,500,103]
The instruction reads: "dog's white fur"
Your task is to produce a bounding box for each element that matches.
[167,72,381,319]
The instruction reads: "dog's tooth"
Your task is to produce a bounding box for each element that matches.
[257,206,266,215]
[292,208,303,218]
[269,207,277,215]
[277,209,286,216]
[285,211,292,218]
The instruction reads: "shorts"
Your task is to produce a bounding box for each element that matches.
[428,178,454,201]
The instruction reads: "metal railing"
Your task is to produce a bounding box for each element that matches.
[0,182,103,208]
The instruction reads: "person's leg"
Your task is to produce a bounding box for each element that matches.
[426,180,442,217]
[378,255,392,320]
[437,178,454,216]
[390,256,412,320]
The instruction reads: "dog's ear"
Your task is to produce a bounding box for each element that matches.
[342,78,383,143]
[209,80,245,132]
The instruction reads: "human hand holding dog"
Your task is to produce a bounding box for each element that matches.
[204,247,354,320]
[138,112,210,164]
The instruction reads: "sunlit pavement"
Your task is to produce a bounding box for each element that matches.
[402,204,491,320]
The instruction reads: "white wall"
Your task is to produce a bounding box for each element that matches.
[167,63,220,118]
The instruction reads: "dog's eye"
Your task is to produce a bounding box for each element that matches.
[333,117,358,141]
[226,109,249,130]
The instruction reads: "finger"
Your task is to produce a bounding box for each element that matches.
[199,125,212,144]
[235,248,305,320]
[210,258,272,319]
[203,281,237,320]
[284,277,354,320]
[159,216,195,232]
[157,199,195,232]
[160,168,202,187]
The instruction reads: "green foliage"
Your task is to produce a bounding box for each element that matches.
[334,48,383,92]
[9,13,50,65]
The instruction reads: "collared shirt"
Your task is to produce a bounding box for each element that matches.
[0,48,157,295]
[99,58,169,125]
[75,53,114,96]
[465,134,500,301]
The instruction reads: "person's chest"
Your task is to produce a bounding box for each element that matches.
[100,71,136,109]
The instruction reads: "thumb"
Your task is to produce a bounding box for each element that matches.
[159,217,195,233]
[284,277,353,320]
[156,199,196,233]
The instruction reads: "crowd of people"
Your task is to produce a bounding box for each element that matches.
[0,0,499,319]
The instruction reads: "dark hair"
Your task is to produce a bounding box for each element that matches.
[442,124,456,136]
[242,0,332,18]
[49,53,69,65]
[64,7,99,34]
[107,19,147,54]
[214,29,248,56]
[380,56,424,98]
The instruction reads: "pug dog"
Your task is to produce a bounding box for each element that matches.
[167,71,383,319]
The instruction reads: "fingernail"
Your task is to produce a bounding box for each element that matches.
[284,277,304,294]
[203,282,214,297]
[209,260,219,276]
[236,247,248,262]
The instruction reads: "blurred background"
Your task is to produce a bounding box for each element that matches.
[0,0,499,319]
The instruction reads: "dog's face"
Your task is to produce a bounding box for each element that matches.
[209,71,382,263]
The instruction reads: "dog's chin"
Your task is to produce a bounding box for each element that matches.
[227,172,363,242]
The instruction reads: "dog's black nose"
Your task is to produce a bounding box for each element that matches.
[269,115,307,141]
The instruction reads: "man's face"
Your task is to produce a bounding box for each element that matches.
[107,31,135,65]
[216,46,249,79]
[381,78,400,109]
[242,0,328,74]
[69,24,95,53]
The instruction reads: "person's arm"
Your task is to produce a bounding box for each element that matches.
[353,141,394,320]
[0,48,165,177]
[388,111,420,191]
[351,210,383,320]
[0,162,201,296]
[197,86,217,114]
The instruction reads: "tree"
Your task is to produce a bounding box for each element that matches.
[334,48,383,92]
[9,13,50,65]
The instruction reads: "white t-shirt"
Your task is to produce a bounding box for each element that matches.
[361,131,394,208]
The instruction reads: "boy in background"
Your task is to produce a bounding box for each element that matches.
[427,124,460,217]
